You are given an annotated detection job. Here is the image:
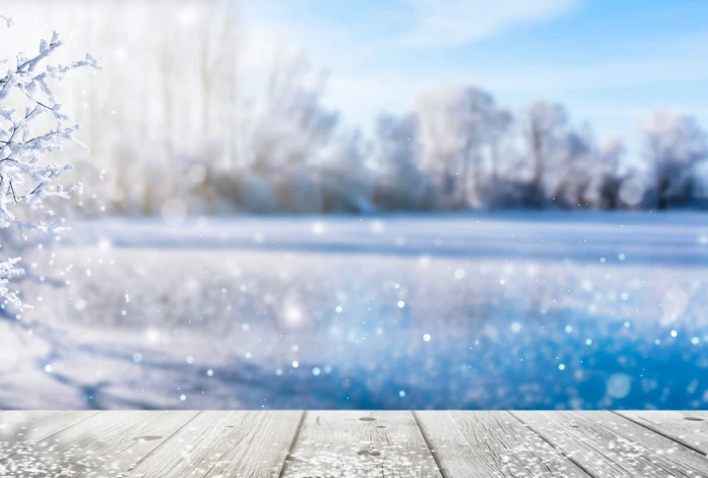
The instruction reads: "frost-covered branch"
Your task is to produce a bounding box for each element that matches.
[0,15,98,309]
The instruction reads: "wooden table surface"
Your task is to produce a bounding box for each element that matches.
[1,411,708,477]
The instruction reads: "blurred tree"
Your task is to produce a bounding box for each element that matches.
[372,112,436,210]
[594,138,626,210]
[521,100,568,206]
[642,111,708,209]
[6,1,707,215]
[417,86,509,208]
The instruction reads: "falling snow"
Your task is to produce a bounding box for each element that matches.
[0,214,707,410]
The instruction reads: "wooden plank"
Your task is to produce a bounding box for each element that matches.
[617,411,708,455]
[0,410,197,478]
[513,411,708,478]
[124,411,303,478]
[6,410,708,478]
[416,411,590,478]
[282,411,442,477]
[0,411,100,456]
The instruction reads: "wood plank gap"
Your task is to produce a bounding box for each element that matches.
[277,410,307,478]
[610,410,708,457]
[124,410,204,473]
[22,411,101,444]
[0,411,101,462]
[508,411,599,478]
[412,411,450,478]
[513,411,708,477]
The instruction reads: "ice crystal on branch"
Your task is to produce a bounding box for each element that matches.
[0,15,98,309]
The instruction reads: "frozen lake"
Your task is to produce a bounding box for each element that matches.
[2,213,708,409]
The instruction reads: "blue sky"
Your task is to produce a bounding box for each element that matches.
[244,0,708,156]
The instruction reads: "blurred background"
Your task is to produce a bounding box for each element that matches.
[1,0,708,410]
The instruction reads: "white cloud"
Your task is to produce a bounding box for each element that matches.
[320,55,708,139]
[399,0,579,47]
[469,59,708,93]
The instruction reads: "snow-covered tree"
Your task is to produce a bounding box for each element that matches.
[251,51,339,173]
[317,129,375,213]
[642,111,708,209]
[594,137,627,209]
[373,112,437,210]
[417,86,508,207]
[521,100,568,198]
[487,106,513,185]
[553,125,598,207]
[0,15,97,309]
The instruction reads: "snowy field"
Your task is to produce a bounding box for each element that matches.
[2,213,708,410]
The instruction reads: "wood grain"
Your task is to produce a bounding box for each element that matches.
[124,411,303,478]
[416,411,590,478]
[0,411,100,457]
[0,410,197,478]
[617,410,708,455]
[513,411,708,478]
[3,411,708,478]
[282,411,442,477]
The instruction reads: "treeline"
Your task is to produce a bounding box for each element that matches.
[96,86,708,215]
[5,0,707,215]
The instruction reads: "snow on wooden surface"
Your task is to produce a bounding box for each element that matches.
[2,411,708,477]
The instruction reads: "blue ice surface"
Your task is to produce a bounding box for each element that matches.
[50,212,708,409]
